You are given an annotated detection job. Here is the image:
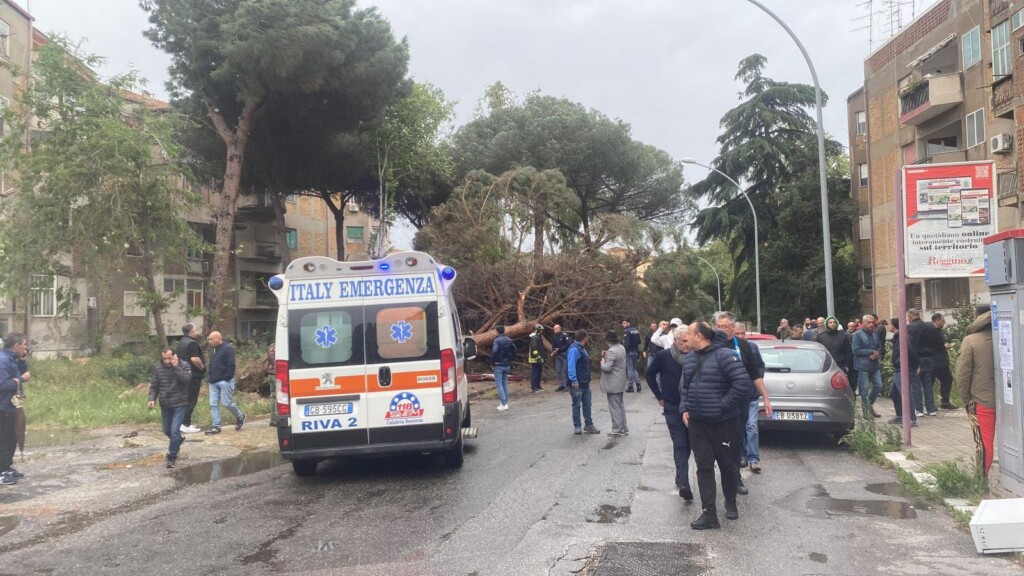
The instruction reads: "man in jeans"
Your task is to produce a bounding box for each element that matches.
[567,330,600,435]
[0,334,30,485]
[680,321,753,530]
[148,348,192,468]
[205,331,245,434]
[852,315,883,418]
[551,324,570,392]
[175,323,205,434]
[491,325,515,410]
[622,319,642,393]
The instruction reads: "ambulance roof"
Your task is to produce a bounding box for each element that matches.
[282,251,443,280]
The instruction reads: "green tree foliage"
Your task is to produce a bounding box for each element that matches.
[452,87,693,250]
[0,40,203,344]
[691,55,860,327]
[141,0,409,329]
[642,251,719,323]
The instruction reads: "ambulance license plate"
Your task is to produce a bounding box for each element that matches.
[304,402,353,417]
[772,411,812,421]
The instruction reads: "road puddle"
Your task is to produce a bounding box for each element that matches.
[809,552,827,563]
[24,428,90,448]
[588,504,631,523]
[807,484,916,519]
[174,451,287,486]
[0,516,19,538]
[865,482,913,498]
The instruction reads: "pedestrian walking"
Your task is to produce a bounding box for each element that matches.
[622,319,642,393]
[0,334,30,485]
[147,348,192,468]
[528,324,545,393]
[551,324,570,392]
[852,315,883,418]
[175,323,205,434]
[600,331,629,437]
[204,331,245,435]
[907,308,941,416]
[646,325,693,501]
[680,322,754,530]
[567,330,600,435]
[930,313,956,409]
[956,307,996,479]
[888,318,920,426]
[491,325,514,411]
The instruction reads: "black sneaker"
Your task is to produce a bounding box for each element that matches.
[725,500,739,520]
[940,402,956,410]
[165,454,176,469]
[0,474,16,486]
[5,468,24,480]
[204,426,222,435]
[679,486,693,501]
[626,386,635,393]
[736,480,749,495]
[555,386,567,392]
[690,511,720,530]
[236,413,246,431]
[584,425,601,434]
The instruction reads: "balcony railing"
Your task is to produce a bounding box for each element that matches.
[899,74,963,126]
[900,82,929,116]
[998,170,1018,200]
[993,76,1015,111]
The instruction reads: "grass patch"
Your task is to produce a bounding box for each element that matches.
[840,415,902,463]
[921,460,989,501]
[895,468,943,504]
[22,356,270,429]
[949,507,974,527]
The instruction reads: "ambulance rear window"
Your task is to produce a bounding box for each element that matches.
[294,310,357,366]
[366,301,440,363]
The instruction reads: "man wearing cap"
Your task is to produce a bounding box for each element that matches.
[528,324,546,393]
[601,330,629,437]
[651,318,681,351]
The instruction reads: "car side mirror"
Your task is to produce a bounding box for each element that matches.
[463,336,477,361]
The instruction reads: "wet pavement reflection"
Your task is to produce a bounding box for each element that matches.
[174,451,287,486]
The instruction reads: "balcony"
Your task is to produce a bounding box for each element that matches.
[236,192,276,223]
[899,74,963,126]
[239,288,277,309]
[992,76,1015,117]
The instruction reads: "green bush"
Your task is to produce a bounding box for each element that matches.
[922,460,989,500]
[841,415,902,462]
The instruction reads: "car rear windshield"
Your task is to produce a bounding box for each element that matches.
[760,347,830,373]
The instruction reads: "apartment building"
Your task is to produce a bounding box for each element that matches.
[848,0,1022,319]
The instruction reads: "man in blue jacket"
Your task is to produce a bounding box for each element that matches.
[0,334,30,485]
[491,325,515,410]
[567,330,600,435]
[646,326,692,501]
[852,315,883,419]
[679,322,754,530]
[205,331,245,435]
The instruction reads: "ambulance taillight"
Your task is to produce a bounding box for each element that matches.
[275,360,290,416]
[441,348,457,403]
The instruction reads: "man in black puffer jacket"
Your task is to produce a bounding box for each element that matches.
[646,326,692,501]
[679,322,753,530]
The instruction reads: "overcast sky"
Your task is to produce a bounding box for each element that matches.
[26,0,938,248]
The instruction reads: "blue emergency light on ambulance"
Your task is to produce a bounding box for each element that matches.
[266,251,474,477]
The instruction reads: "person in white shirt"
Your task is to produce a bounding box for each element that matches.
[650,318,681,351]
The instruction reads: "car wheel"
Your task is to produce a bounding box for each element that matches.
[292,460,318,476]
[444,436,464,469]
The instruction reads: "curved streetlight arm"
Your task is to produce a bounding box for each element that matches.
[694,255,722,312]
[744,0,834,318]
[682,157,761,333]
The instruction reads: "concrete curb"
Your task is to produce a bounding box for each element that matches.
[884,451,979,516]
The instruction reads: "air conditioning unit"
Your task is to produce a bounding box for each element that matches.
[991,133,1014,154]
[347,201,359,212]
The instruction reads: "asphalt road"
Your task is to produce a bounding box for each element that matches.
[0,388,1020,575]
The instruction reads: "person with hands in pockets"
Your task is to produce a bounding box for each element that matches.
[148,348,192,469]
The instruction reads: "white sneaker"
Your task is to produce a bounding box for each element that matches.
[496,404,509,411]
[180,425,201,434]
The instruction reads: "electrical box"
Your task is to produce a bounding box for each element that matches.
[971,498,1024,553]
[984,230,1024,497]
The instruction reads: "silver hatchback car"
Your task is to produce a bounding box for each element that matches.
[755,340,855,438]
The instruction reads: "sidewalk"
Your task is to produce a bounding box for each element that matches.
[871,396,1009,496]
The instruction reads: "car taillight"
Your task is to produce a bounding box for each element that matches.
[441,348,457,403]
[276,359,290,416]
[830,370,848,390]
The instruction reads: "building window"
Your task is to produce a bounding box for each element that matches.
[857,163,869,187]
[163,278,185,294]
[856,111,867,136]
[285,228,298,250]
[285,194,297,204]
[962,26,981,69]
[1019,37,1024,57]
[993,19,1013,79]
[31,275,56,317]
[0,20,8,58]
[346,226,365,241]
[926,278,970,309]
[926,136,958,155]
[122,291,147,317]
[186,279,203,309]
[859,215,872,240]
[1013,9,1024,31]
[863,268,873,290]
[906,283,923,310]
[966,109,985,149]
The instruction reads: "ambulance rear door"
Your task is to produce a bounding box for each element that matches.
[363,283,444,447]
[286,296,370,449]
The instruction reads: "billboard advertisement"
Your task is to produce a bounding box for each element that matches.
[902,161,996,278]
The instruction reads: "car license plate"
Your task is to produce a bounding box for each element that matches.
[304,402,353,417]
[773,411,813,421]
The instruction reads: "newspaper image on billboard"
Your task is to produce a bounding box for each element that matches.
[901,161,995,278]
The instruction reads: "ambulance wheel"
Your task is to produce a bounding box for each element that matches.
[462,403,471,428]
[444,437,464,469]
[292,460,318,476]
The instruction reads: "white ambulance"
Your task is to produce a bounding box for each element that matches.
[267,251,476,476]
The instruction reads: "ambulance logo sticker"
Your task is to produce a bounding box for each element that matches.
[314,325,338,349]
[385,392,425,425]
[390,321,413,344]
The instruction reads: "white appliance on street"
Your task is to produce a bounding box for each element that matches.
[970,498,1024,553]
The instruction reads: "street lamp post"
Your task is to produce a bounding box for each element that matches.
[681,158,760,333]
[694,255,722,312]
[745,0,834,318]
